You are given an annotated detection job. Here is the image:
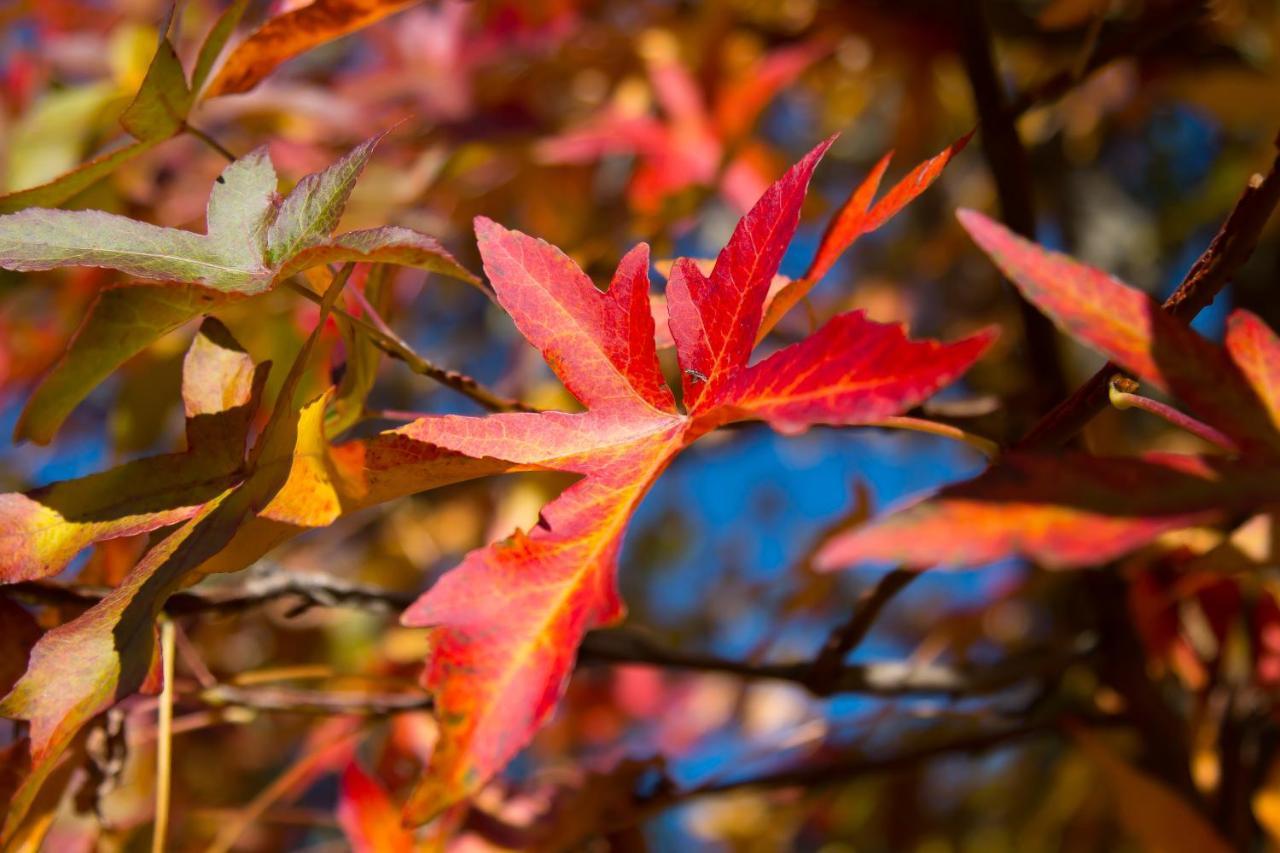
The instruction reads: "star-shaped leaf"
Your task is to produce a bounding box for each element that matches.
[393,138,995,822]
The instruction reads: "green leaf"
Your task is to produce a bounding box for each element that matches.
[0,139,159,215]
[0,146,277,291]
[191,0,251,97]
[276,225,484,287]
[266,134,383,266]
[15,285,235,445]
[2,139,480,441]
[118,12,194,142]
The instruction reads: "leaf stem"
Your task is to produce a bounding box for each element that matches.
[1018,133,1280,450]
[182,122,237,163]
[869,416,1000,459]
[1107,378,1240,453]
[153,617,176,853]
[285,277,534,413]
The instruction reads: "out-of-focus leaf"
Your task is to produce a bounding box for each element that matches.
[4,138,476,442]
[0,273,350,842]
[0,318,266,582]
[957,210,1280,457]
[191,0,251,96]
[1074,728,1232,853]
[337,762,414,853]
[205,0,423,98]
[118,11,193,142]
[15,286,232,445]
[815,453,1280,571]
[1226,308,1280,431]
[394,139,991,823]
[0,6,248,214]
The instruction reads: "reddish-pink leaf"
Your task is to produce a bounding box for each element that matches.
[958,209,1280,457]
[474,219,674,415]
[713,312,996,434]
[667,137,833,412]
[1226,308,1280,432]
[338,762,414,853]
[759,133,971,340]
[816,453,1280,571]
[394,140,990,823]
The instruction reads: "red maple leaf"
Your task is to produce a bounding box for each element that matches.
[393,137,995,821]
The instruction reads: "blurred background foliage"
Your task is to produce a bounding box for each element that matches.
[2,0,1280,849]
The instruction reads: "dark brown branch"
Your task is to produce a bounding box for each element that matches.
[957,0,1068,413]
[1018,133,1280,450]
[807,568,919,693]
[285,279,534,414]
[1006,3,1205,119]
[7,578,1086,700]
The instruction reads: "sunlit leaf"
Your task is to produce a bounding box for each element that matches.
[205,0,423,98]
[394,139,991,822]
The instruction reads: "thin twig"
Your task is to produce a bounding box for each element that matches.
[286,278,534,413]
[152,618,176,853]
[808,568,920,693]
[1018,134,1280,450]
[197,683,433,716]
[183,122,237,163]
[1007,3,1205,119]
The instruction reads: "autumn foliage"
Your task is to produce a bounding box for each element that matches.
[3,0,1280,850]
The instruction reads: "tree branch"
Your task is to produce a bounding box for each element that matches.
[1018,133,1280,449]
[6,578,1088,701]
[957,0,1069,414]
[285,278,535,414]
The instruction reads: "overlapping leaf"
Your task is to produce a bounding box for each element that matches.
[205,0,423,98]
[0,0,248,213]
[0,278,508,840]
[4,136,479,443]
[393,138,994,822]
[818,211,1280,572]
[538,38,829,214]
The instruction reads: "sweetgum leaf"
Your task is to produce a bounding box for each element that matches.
[204,0,422,97]
[957,209,1280,457]
[815,453,1280,571]
[6,138,478,443]
[759,133,971,340]
[1,318,266,582]
[118,11,193,142]
[0,140,160,215]
[15,285,234,445]
[394,138,992,822]
[266,135,380,266]
[0,273,349,842]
